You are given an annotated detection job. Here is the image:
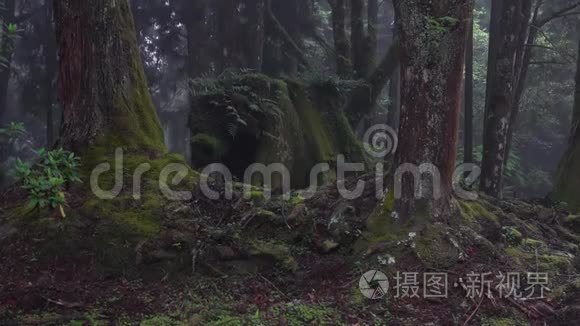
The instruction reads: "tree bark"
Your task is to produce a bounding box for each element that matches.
[505,0,538,162]
[393,0,473,220]
[328,0,351,78]
[44,0,58,147]
[54,0,165,154]
[350,0,366,78]
[345,41,400,128]
[366,0,379,75]
[480,0,530,198]
[464,19,474,164]
[241,0,265,71]
[184,0,209,78]
[386,64,400,131]
[0,0,15,124]
[554,40,580,212]
[262,0,312,76]
[387,18,400,131]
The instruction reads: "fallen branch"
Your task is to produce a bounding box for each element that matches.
[463,295,485,326]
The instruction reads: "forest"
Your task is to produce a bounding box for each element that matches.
[1,0,580,324]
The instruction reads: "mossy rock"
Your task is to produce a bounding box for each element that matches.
[247,239,298,272]
[189,73,365,189]
[415,224,460,269]
[6,150,199,274]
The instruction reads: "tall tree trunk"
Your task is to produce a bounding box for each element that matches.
[386,64,400,130]
[0,0,15,124]
[505,0,538,162]
[393,0,473,220]
[480,0,530,198]
[387,18,400,131]
[241,0,265,71]
[184,0,209,78]
[554,40,580,212]
[366,0,378,74]
[345,42,399,128]
[328,0,351,78]
[350,0,366,78]
[215,0,239,72]
[262,0,311,76]
[54,0,165,154]
[464,19,474,164]
[44,0,57,147]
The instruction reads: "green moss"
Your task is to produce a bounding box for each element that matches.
[501,227,523,246]
[189,74,364,189]
[276,303,337,325]
[190,133,228,163]
[292,91,335,162]
[106,3,166,156]
[247,239,298,272]
[537,255,572,273]
[415,224,459,269]
[458,200,498,224]
[505,247,572,273]
[205,303,340,326]
[521,238,546,250]
[140,316,182,326]
[481,316,526,326]
[288,194,305,206]
[364,191,404,243]
[504,247,526,262]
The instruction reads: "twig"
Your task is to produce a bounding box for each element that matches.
[258,273,289,299]
[463,295,484,326]
[42,296,83,309]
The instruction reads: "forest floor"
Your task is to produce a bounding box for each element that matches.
[1,175,580,325]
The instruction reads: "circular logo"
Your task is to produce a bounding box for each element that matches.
[359,270,389,300]
[363,124,398,158]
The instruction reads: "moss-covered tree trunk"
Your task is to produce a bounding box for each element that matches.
[328,0,351,78]
[393,0,473,220]
[479,0,531,198]
[54,0,165,154]
[554,40,580,212]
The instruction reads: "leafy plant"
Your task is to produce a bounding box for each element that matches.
[0,121,25,139]
[15,148,82,217]
[0,22,18,71]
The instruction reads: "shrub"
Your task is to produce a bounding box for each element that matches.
[15,148,81,217]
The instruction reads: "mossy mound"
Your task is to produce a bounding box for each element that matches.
[1,149,199,274]
[189,73,365,189]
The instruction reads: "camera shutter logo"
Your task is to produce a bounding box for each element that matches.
[359,270,389,299]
